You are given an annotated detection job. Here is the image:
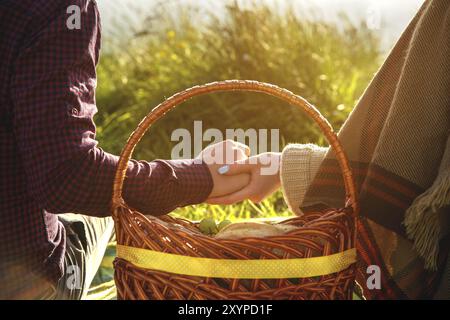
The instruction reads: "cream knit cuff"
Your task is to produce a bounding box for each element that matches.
[280,144,328,215]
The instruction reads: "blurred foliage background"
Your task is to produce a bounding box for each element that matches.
[95,1,383,220]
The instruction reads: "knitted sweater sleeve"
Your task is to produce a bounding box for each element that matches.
[279,144,328,215]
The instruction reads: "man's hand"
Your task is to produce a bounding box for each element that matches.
[206,152,281,205]
[197,140,251,199]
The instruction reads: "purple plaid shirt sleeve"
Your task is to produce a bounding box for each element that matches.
[11,1,213,217]
[0,0,213,296]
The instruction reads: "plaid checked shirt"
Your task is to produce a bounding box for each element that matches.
[0,0,212,297]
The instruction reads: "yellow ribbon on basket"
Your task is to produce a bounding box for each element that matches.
[116,245,356,279]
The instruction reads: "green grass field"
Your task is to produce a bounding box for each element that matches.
[96,1,383,221]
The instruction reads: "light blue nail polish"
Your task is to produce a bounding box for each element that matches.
[218,165,230,175]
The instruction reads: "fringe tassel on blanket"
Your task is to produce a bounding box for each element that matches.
[404,169,450,271]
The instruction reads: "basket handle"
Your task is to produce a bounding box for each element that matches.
[112,80,359,216]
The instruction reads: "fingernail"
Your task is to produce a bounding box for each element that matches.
[218,165,229,175]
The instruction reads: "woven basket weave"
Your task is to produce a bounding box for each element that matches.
[112,80,359,300]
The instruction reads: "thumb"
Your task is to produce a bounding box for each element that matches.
[217,159,254,176]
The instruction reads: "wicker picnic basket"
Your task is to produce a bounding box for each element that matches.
[112,80,359,300]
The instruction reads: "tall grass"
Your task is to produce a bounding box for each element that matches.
[95,1,382,220]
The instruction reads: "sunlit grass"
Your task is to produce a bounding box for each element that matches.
[95,1,382,220]
[170,190,292,222]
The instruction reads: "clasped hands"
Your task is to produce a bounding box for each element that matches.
[197,140,281,205]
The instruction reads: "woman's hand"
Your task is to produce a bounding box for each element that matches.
[197,140,251,199]
[206,152,281,204]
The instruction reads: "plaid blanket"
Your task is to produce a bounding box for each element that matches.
[302,0,450,299]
